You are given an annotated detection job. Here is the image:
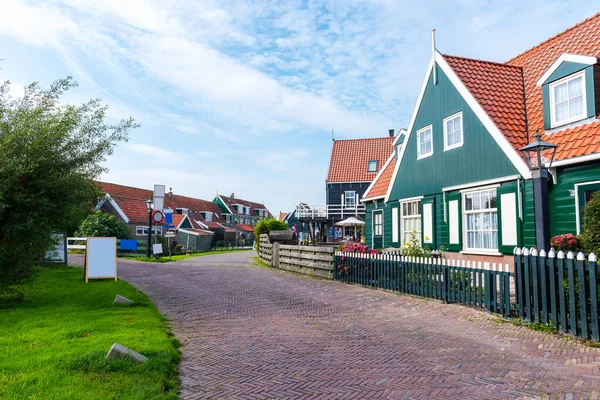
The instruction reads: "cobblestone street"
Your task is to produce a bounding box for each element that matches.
[73,252,600,399]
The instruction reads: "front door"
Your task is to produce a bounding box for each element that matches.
[372,210,383,249]
[577,182,600,233]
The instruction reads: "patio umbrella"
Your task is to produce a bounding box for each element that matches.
[335,217,365,227]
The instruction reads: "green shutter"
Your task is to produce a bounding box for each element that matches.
[497,182,521,254]
[446,192,461,251]
[421,197,435,246]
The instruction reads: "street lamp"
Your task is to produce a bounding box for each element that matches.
[519,129,558,251]
[145,198,153,257]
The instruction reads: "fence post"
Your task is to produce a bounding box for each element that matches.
[547,248,558,330]
[557,251,567,332]
[588,252,599,341]
[531,248,540,323]
[539,249,548,324]
[522,248,531,322]
[567,251,577,335]
[576,252,588,339]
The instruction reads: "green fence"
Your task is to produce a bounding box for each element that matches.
[515,248,599,341]
[334,252,512,316]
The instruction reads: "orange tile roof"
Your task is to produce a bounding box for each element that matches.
[506,12,600,161]
[443,55,528,150]
[278,212,288,221]
[363,154,395,199]
[442,13,600,162]
[235,224,255,232]
[97,182,226,224]
[327,137,394,182]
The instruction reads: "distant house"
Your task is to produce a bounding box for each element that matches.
[213,193,272,227]
[296,134,395,242]
[362,13,600,262]
[278,212,288,222]
[95,182,234,246]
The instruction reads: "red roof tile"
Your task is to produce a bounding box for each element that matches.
[327,137,394,182]
[506,12,600,161]
[278,212,288,221]
[441,13,600,162]
[363,154,395,199]
[235,224,254,232]
[443,55,528,150]
[97,182,227,224]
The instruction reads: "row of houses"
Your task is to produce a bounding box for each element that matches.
[96,182,272,250]
[296,13,600,264]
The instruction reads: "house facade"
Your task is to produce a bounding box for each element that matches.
[297,134,395,242]
[213,193,272,227]
[362,13,600,262]
[95,182,233,246]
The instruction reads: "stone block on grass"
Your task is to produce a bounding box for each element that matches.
[106,343,148,363]
[113,294,134,305]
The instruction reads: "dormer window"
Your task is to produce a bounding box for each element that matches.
[367,160,377,172]
[550,71,586,127]
[202,211,213,222]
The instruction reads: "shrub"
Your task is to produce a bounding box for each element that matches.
[75,210,131,239]
[550,233,581,253]
[581,191,600,255]
[254,218,289,252]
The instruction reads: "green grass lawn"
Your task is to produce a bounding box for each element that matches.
[122,249,253,263]
[0,266,179,399]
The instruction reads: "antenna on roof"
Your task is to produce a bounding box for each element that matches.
[331,129,335,141]
[432,29,437,85]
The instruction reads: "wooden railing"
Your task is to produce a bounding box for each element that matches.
[296,204,366,220]
[259,234,334,278]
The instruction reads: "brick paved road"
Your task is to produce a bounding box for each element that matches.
[73,252,600,399]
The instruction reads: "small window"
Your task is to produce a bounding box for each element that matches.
[373,212,383,236]
[367,160,378,172]
[136,226,162,236]
[400,200,421,244]
[203,212,213,222]
[444,112,463,151]
[417,125,433,159]
[550,72,586,127]
[344,191,356,209]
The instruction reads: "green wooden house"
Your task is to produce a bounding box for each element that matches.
[362,13,600,258]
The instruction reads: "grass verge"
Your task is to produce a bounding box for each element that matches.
[122,249,253,263]
[0,266,180,399]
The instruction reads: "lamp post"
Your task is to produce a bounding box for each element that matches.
[145,198,153,258]
[519,130,558,251]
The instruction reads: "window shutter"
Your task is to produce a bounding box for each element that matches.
[421,197,435,245]
[497,182,520,254]
[446,192,461,251]
[391,207,399,243]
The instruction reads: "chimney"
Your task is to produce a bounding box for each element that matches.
[167,187,173,201]
[230,192,235,198]
[388,129,395,137]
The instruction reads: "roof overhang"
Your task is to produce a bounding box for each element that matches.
[547,151,600,168]
[536,53,599,86]
[95,193,130,223]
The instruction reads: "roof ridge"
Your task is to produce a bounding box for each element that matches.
[506,12,600,64]
[442,54,522,70]
[334,137,394,142]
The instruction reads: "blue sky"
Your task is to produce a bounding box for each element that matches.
[1,1,598,215]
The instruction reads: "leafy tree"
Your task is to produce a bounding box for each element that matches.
[581,191,600,255]
[254,218,289,252]
[75,210,131,239]
[0,77,137,298]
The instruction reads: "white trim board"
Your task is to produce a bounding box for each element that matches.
[442,175,520,192]
[549,152,600,167]
[385,51,531,202]
[536,53,598,87]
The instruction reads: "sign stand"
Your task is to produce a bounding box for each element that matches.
[84,237,118,282]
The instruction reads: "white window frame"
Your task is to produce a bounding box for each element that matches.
[549,71,587,128]
[135,226,162,236]
[400,198,422,245]
[443,112,463,151]
[367,160,378,172]
[344,191,356,209]
[203,212,213,222]
[462,187,498,252]
[373,211,383,236]
[416,125,433,160]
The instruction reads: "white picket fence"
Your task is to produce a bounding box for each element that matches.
[67,237,87,250]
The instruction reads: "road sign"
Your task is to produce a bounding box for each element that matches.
[153,184,165,211]
[152,210,165,224]
[164,231,176,238]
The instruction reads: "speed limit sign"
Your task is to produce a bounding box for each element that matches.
[152,210,165,224]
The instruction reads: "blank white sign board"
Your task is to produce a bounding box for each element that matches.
[85,237,117,282]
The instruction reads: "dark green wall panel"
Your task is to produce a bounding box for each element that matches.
[388,67,519,201]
